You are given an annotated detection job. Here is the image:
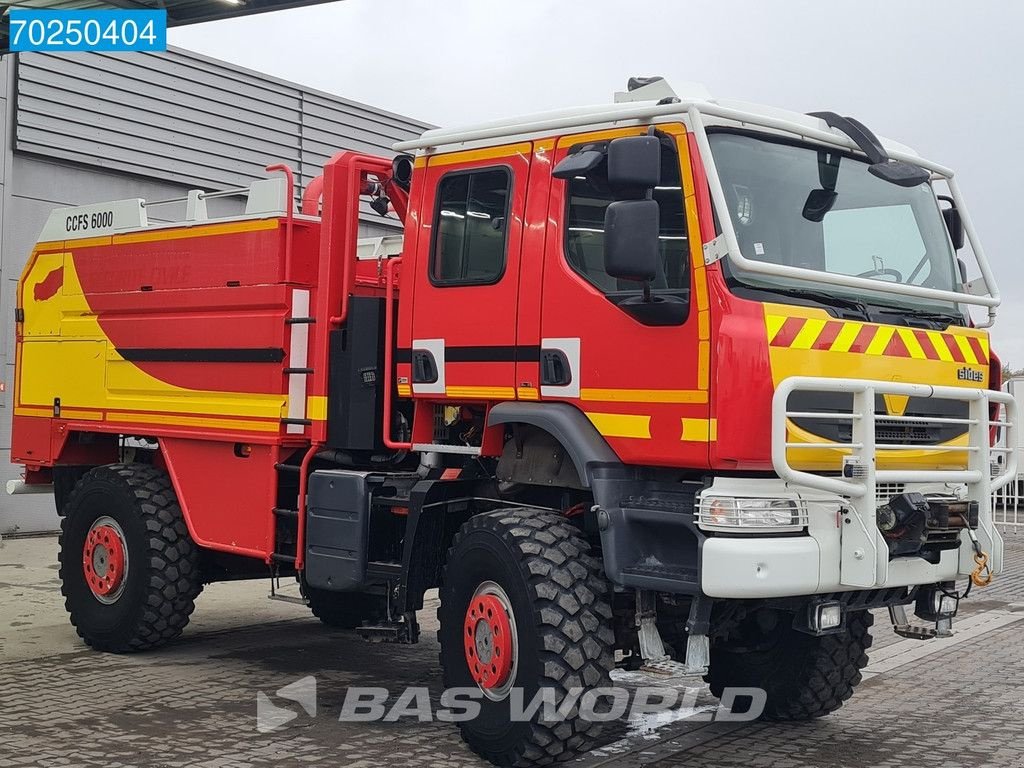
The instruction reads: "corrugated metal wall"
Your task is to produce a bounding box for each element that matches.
[1,48,430,533]
[14,46,430,200]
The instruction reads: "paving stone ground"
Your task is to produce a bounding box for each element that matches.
[1,529,1022,768]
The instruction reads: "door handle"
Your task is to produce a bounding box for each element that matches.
[540,350,572,387]
[411,350,438,383]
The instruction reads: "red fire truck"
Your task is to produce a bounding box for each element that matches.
[8,77,1016,765]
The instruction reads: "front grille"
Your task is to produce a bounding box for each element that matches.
[876,482,905,506]
[789,391,968,446]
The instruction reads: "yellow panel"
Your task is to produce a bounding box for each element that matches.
[16,251,289,428]
[306,396,328,421]
[585,412,651,439]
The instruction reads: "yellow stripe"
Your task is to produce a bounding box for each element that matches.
[791,318,826,350]
[580,387,708,404]
[765,314,787,343]
[397,384,412,397]
[105,411,280,432]
[926,330,954,362]
[698,340,710,390]
[830,322,862,353]
[586,412,651,439]
[445,386,517,399]
[697,309,710,340]
[111,219,279,247]
[517,386,540,401]
[428,142,533,167]
[897,327,926,360]
[15,406,102,421]
[865,326,894,356]
[953,335,977,365]
[681,418,717,442]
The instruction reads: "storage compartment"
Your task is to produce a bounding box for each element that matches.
[304,469,372,591]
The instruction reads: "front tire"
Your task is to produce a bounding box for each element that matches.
[60,463,202,652]
[438,509,615,767]
[706,608,873,720]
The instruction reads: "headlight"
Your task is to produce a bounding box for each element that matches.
[697,496,808,532]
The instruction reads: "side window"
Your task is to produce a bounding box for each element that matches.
[564,142,689,295]
[431,167,511,285]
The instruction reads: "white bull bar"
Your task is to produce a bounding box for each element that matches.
[771,377,1016,588]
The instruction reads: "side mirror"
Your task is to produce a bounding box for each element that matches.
[604,199,659,282]
[941,203,965,250]
[607,135,660,195]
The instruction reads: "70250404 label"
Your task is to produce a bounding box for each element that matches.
[8,9,166,52]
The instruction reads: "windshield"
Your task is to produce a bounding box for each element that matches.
[709,131,962,318]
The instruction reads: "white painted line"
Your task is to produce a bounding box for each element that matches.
[863,609,1024,680]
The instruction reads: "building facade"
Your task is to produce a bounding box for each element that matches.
[0,47,429,533]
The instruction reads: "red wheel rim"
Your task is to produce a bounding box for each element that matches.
[83,523,127,599]
[464,593,514,690]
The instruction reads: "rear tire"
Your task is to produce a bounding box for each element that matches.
[59,463,202,652]
[706,608,873,720]
[438,508,615,767]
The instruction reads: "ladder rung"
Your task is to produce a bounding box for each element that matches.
[271,553,297,564]
[281,418,312,426]
[284,367,314,375]
[285,317,316,325]
[274,463,301,473]
[273,507,299,519]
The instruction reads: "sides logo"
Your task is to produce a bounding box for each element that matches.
[256,675,317,733]
[957,367,984,383]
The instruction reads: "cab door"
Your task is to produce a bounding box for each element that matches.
[408,144,532,401]
[537,125,711,468]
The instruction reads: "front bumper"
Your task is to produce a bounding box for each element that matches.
[699,479,971,598]
[698,376,1015,598]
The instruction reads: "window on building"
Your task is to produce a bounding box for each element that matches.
[564,142,689,297]
[431,168,511,285]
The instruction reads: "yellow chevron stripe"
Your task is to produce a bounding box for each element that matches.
[926,330,954,362]
[897,327,926,360]
[865,326,894,356]
[791,318,826,350]
[953,334,977,365]
[830,322,862,353]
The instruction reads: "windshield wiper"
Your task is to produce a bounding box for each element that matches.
[758,286,871,319]
[872,305,965,327]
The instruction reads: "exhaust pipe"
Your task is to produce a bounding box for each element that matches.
[5,479,53,496]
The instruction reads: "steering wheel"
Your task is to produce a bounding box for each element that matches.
[857,267,903,282]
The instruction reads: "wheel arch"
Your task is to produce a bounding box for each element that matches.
[486,401,620,488]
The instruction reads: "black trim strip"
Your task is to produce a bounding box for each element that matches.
[119,347,286,363]
[395,345,542,364]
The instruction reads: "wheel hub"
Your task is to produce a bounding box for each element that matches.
[464,591,514,691]
[83,520,127,601]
